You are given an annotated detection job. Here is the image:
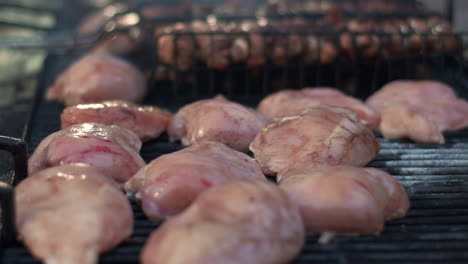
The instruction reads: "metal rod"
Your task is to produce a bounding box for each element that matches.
[0,136,27,248]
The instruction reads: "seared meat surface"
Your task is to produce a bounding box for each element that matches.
[29,123,146,183]
[124,141,266,220]
[250,106,380,176]
[258,87,380,129]
[16,164,133,264]
[141,180,304,264]
[46,54,146,106]
[366,80,468,143]
[278,166,409,234]
[61,100,172,142]
[168,96,268,152]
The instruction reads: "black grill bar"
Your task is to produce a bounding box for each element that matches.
[0,137,27,249]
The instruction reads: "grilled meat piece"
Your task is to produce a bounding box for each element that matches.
[340,18,380,58]
[156,23,195,71]
[16,164,133,264]
[61,100,172,142]
[46,54,146,106]
[250,106,380,176]
[278,166,409,234]
[168,96,268,152]
[124,141,266,220]
[29,123,146,183]
[366,80,468,144]
[140,180,304,264]
[258,87,380,129]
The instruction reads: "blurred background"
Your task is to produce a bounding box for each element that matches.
[0,0,465,139]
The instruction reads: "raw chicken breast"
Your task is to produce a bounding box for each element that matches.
[168,96,268,152]
[16,164,133,264]
[278,166,409,234]
[29,123,146,183]
[141,180,304,264]
[366,80,468,143]
[250,106,380,176]
[61,100,172,142]
[124,141,266,220]
[46,53,147,106]
[258,88,380,129]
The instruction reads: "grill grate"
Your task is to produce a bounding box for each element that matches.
[2,1,468,263]
[2,53,468,263]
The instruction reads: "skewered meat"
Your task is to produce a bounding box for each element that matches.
[427,16,461,53]
[46,53,147,106]
[156,23,195,71]
[124,141,266,220]
[230,21,265,67]
[192,20,231,70]
[278,166,409,234]
[257,87,380,129]
[250,106,380,176]
[141,180,304,264]
[340,18,380,58]
[154,15,458,76]
[29,123,146,183]
[61,100,172,142]
[168,96,268,152]
[366,80,468,144]
[16,164,133,264]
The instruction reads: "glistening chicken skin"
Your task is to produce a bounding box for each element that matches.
[16,164,133,264]
[250,106,380,176]
[46,53,147,106]
[366,80,468,143]
[124,141,266,220]
[258,88,380,129]
[278,166,409,234]
[140,180,304,264]
[61,100,172,142]
[29,123,146,183]
[168,96,269,152]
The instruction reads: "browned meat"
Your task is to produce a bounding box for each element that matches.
[192,20,231,70]
[278,166,409,234]
[140,180,304,264]
[168,96,268,152]
[250,106,380,176]
[156,23,195,71]
[46,54,147,106]
[340,18,380,58]
[16,164,133,264]
[124,141,266,220]
[29,123,146,183]
[257,87,380,129]
[366,80,468,144]
[229,21,265,67]
[61,100,172,142]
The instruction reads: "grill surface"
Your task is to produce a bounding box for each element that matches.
[1,51,468,263]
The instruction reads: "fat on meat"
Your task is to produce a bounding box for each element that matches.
[168,96,268,152]
[16,164,133,264]
[250,106,380,176]
[278,166,409,234]
[366,80,468,143]
[61,100,172,142]
[124,141,266,220]
[140,180,304,264]
[46,53,147,106]
[258,87,380,129]
[28,123,146,183]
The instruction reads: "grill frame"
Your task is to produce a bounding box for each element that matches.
[2,1,468,263]
[2,52,468,263]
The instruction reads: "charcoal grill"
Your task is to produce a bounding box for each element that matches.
[2,1,468,263]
